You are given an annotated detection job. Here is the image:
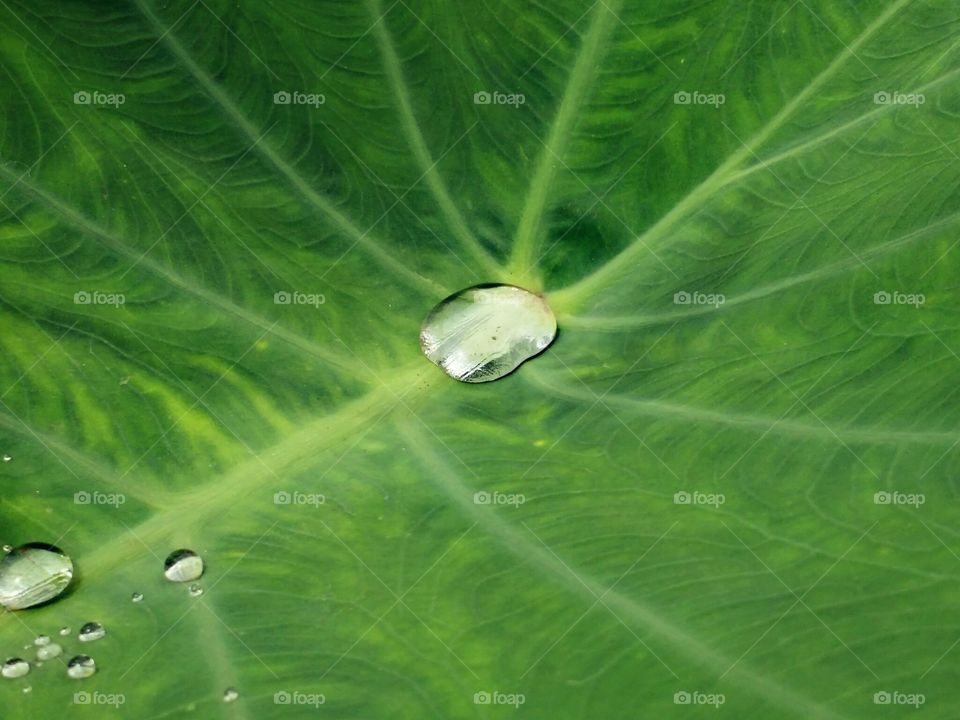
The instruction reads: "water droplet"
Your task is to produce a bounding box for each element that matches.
[2,545,11,553]
[420,284,557,382]
[223,687,239,703]
[59,627,71,636]
[0,543,74,610]
[22,685,31,693]
[78,622,106,642]
[131,592,143,603]
[2,455,11,462]
[188,583,204,597]
[66,655,96,679]
[2,658,30,679]
[163,549,204,582]
[34,635,50,646]
[36,643,62,661]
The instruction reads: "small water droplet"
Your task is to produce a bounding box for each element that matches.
[59,627,71,636]
[78,622,106,642]
[163,549,204,582]
[34,635,50,647]
[2,658,30,679]
[22,685,31,693]
[2,545,11,553]
[188,583,204,597]
[420,284,557,382]
[131,592,143,603]
[2,454,11,462]
[0,543,74,610]
[66,655,96,679]
[36,643,62,661]
[223,687,239,703]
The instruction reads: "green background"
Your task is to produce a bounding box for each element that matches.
[1,0,959,717]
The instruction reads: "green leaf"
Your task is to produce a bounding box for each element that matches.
[1,0,958,717]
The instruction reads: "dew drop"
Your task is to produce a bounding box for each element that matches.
[223,687,239,703]
[0,543,74,610]
[59,627,71,636]
[66,655,96,679]
[2,545,11,553]
[420,284,557,382]
[36,643,62,661]
[2,455,11,462]
[163,549,204,582]
[34,635,50,647]
[2,658,30,679]
[22,685,31,693]
[131,592,143,603]
[188,583,204,597]
[78,622,106,643]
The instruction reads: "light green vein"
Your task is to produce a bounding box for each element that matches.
[132,0,445,299]
[506,0,625,284]
[399,420,848,720]
[366,0,502,279]
[550,0,913,311]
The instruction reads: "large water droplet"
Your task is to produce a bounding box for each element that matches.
[163,549,204,582]
[0,543,74,610]
[2,658,30,679]
[78,622,106,643]
[36,643,62,661]
[66,655,96,679]
[223,687,239,703]
[420,284,557,382]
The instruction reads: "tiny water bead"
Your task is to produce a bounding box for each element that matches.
[223,688,239,703]
[59,627,71,636]
[188,583,204,597]
[36,643,62,661]
[131,592,143,603]
[78,622,106,642]
[2,545,11,553]
[2,658,30,679]
[163,549,204,583]
[34,635,50,646]
[0,543,74,610]
[66,655,96,679]
[2,454,11,462]
[420,284,557,383]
